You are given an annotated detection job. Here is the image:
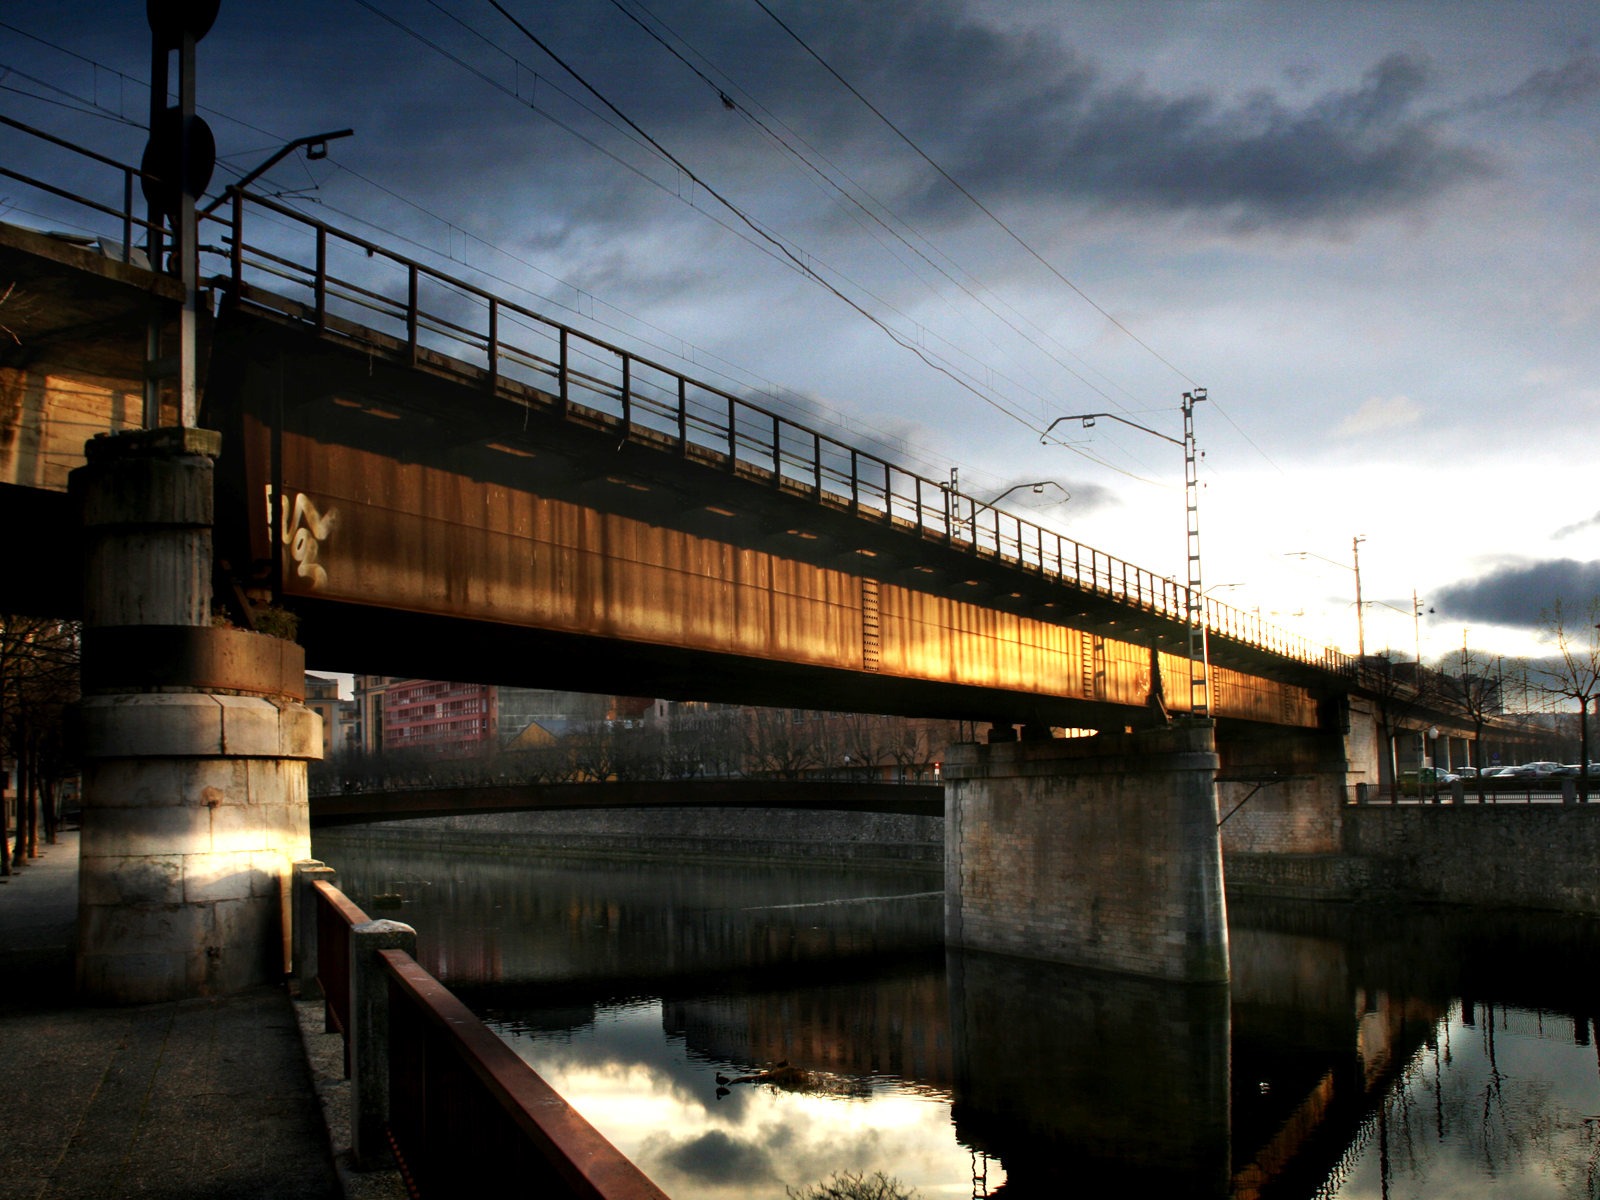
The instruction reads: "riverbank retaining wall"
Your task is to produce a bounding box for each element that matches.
[315,807,942,871]
[317,800,1600,916]
[1228,805,1600,914]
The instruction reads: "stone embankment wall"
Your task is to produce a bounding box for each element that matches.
[318,807,942,871]
[1338,806,1600,912]
[1228,806,1600,915]
[321,800,1599,917]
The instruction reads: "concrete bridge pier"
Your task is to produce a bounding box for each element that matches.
[943,722,1227,983]
[71,429,321,1003]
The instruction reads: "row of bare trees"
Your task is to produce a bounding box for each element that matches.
[1361,599,1600,802]
[1,616,80,874]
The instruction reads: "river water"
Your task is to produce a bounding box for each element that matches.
[315,831,1600,1200]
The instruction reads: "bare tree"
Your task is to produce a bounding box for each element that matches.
[836,714,895,781]
[1359,649,1443,803]
[1439,638,1513,803]
[1,617,81,869]
[743,708,824,780]
[1535,597,1600,802]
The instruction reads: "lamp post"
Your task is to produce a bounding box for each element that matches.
[947,480,1070,534]
[1285,534,1366,657]
[1042,389,1210,717]
[199,128,354,216]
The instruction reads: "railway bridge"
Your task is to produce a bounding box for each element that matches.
[2,114,1364,999]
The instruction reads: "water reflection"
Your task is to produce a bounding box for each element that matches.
[316,832,1600,1199]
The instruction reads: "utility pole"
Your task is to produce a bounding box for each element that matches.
[1352,535,1366,658]
[1181,389,1209,719]
[143,0,219,428]
[1042,388,1210,717]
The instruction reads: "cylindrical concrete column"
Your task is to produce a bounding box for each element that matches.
[71,429,322,1003]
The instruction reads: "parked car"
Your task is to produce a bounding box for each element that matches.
[1521,761,1562,776]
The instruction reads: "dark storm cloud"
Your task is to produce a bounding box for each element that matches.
[651,1128,777,1184]
[1500,52,1600,114]
[873,40,1490,225]
[1432,559,1600,629]
[165,0,1496,242]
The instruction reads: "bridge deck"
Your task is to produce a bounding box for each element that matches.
[0,138,1351,728]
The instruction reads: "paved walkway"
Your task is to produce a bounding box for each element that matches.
[0,831,402,1200]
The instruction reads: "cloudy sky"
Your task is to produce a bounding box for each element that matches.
[6,1,1600,667]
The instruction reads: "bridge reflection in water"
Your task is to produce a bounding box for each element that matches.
[315,832,1600,1199]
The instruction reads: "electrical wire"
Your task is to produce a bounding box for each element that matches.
[480,0,1089,442]
[600,0,1142,419]
[3,7,1166,486]
[742,0,1289,478]
[746,0,1192,385]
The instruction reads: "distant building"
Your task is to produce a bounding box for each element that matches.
[382,679,497,758]
[495,687,610,745]
[349,676,405,756]
[304,673,341,752]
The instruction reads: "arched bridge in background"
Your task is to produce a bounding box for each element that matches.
[308,778,943,828]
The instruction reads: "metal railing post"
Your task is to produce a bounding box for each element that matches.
[772,413,782,486]
[350,918,418,1170]
[229,189,243,287]
[487,298,499,392]
[406,264,419,364]
[677,377,688,456]
[620,352,632,435]
[122,170,134,262]
[315,225,329,331]
[559,327,570,416]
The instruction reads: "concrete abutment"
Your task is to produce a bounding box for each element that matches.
[943,722,1227,983]
[72,428,320,1004]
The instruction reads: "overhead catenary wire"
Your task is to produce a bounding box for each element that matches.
[0,25,992,489]
[745,0,1195,387]
[3,7,1166,486]
[598,0,1145,419]
[481,0,1105,446]
[742,0,1287,478]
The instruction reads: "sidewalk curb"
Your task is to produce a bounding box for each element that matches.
[294,995,410,1199]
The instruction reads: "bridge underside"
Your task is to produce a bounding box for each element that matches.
[200,303,1329,731]
[1,223,1338,733]
[310,778,943,828]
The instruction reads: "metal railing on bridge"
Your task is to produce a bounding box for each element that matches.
[3,113,1351,677]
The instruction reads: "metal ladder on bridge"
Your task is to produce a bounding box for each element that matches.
[1183,389,1211,719]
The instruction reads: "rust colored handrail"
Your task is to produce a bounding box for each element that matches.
[381,950,670,1200]
[313,878,370,1048]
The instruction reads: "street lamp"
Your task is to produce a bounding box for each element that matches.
[199,128,354,215]
[1285,534,1366,657]
[986,480,1071,507]
[1041,390,1210,717]
[947,480,1070,533]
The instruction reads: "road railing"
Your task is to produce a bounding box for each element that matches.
[294,861,668,1198]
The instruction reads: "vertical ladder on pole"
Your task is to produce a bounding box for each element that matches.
[1183,388,1210,718]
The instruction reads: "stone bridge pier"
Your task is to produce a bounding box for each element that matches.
[943,723,1227,983]
[71,429,320,1003]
